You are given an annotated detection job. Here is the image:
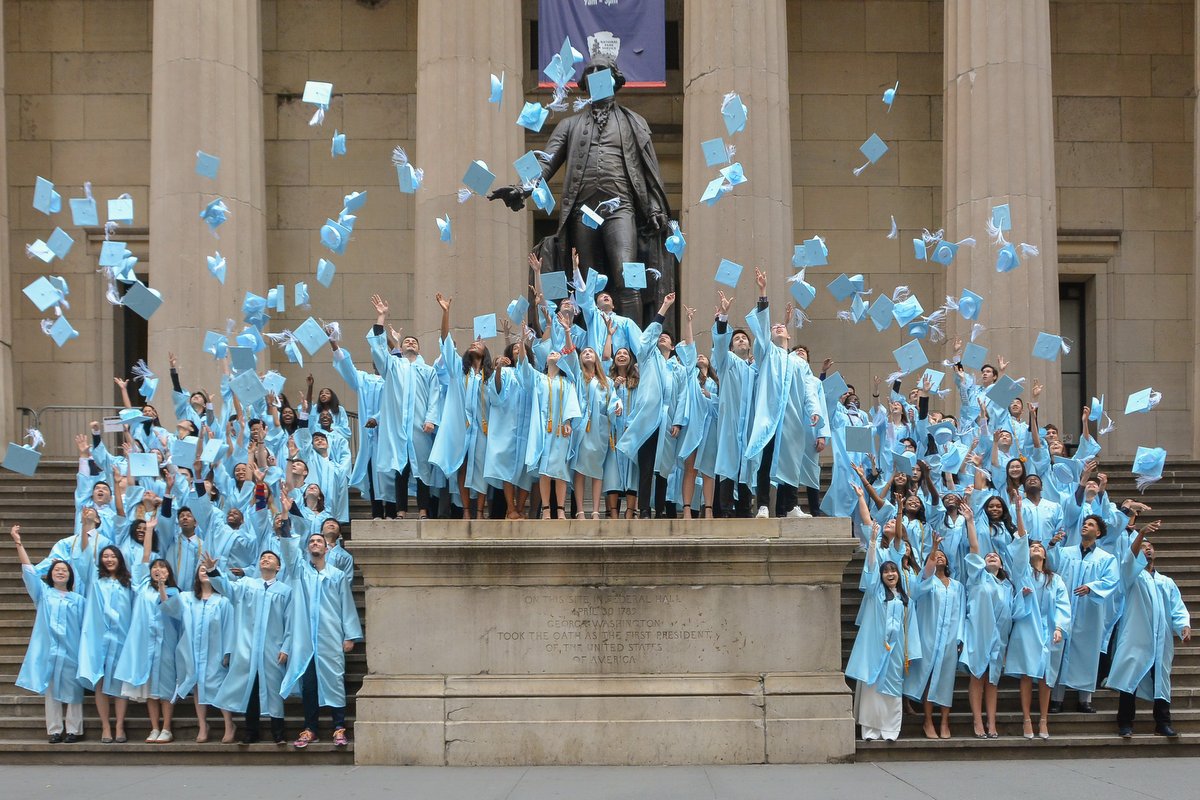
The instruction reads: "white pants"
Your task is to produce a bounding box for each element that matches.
[855,681,902,741]
[1051,684,1092,705]
[45,680,83,735]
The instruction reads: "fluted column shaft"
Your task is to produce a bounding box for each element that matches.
[0,8,10,445]
[412,0,528,344]
[1193,0,1200,457]
[944,0,1061,422]
[681,0,794,319]
[148,0,268,394]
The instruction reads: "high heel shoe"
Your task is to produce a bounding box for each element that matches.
[1022,719,1034,740]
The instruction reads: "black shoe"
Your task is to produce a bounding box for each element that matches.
[1048,702,1063,714]
[1155,724,1179,738]
[1077,703,1097,714]
[64,733,80,743]
[1119,727,1133,739]
[273,733,288,745]
[48,733,63,744]
[239,732,260,746]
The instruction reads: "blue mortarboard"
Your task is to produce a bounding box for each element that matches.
[1125,387,1161,415]
[473,313,497,340]
[343,190,367,212]
[702,138,731,168]
[397,162,422,193]
[507,295,530,325]
[622,262,647,290]
[200,438,223,464]
[921,368,946,393]
[699,176,728,206]
[912,238,927,260]
[826,273,858,302]
[1132,446,1166,482]
[202,331,227,359]
[986,376,1023,407]
[789,275,816,308]
[128,452,158,478]
[303,81,333,106]
[107,196,134,224]
[47,228,74,260]
[99,240,127,267]
[514,151,543,184]
[267,284,285,314]
[822,371,850,401]
[33,177,62,215]
[1032,332,1068,362]
[580,204,605,229]
[317,258,336,287]
[665,222,685,261]
[996,243,1020,273]
[587,68,615,102]
[962,342,988,371]
[850,294,868,323]
[891,295,924,326]
[906,318,933,340]
[436,215,452,243]
[720,162,746,186]
[3,443,41,476]
[715,259,743,288]
[199,198,228,233]
[47,275,69,301]
[122,281,163,320]
[893,449,917,474]
[320,219,352,254]
[331,130,346,158]
[532,181,556,214]
[171,436,199,468]
[722,93,748,136]
[27,239,55,263]
[294,317,329,356]
[1051,457,1085,488]
[867,295,894,332]
[462,160,496,196]
[23,277,66,312]
[931,241,959,266]
[46,315,78,347]
[489,72,504,105]
[196,151,220,179]
[928,421,956,447]
[294,281,310,308]
[992,203,1012,232]
[118,408,150,426]
[859,134,888,164]
[230,370,268,407]
[882,81,899,110]
[893,339,928,373]
[516,102,549,132]
[958,289,983,320]
[242,291,267,322]
[541,270,569,301]
[207,252,226,284]
[335,210,357,232]
[844,426,874,454]
[70,195,98,227]
[940,442,969,474]
[262,371,286,396]
[792,236,828,268]
[1089,395,1105,423]
[228,346,256,374]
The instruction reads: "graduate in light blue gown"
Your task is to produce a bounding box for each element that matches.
[112,516,181,742]
[1104,521,1192,736]
[75,527,134,743]
[526,349,582,518]
[570,338,620,520]
[603,348,639,516]
[673,306,719,518]
[846,519,923,741]
[156,497,205,598]
[331,335,390,517]
[1004,532,1070,740]
[1047,513,1119,712]
[165,560,235,742]
[958,501,1015,739]
[11,524,87,742]
[305,381,352,442]
[168,352,215,432]
[292,429,351,524]
[486,336,534,517]
[710,291,757,516]
[212,549,302,745]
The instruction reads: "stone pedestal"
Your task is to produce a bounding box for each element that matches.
[147,0,268,390]
[352,518,856,766]
[680,0,794,317]
[943,0,1062,421]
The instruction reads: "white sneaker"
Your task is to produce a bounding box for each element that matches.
[145,729,161,743]
[787,506,812,518]
[755,506,769,519]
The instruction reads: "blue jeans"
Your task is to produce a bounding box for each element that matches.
[300,657,345,733]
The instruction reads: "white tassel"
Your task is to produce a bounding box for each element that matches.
[1059,337,1073,356]
[40,318,55,336]
[922,228,945,246]
[1135,475,1161,493]
[547,86,569,113]
[104,220,119,240]
[971,322,987,342]
[572,98,591,112]
[456,188,473,204]
[925,310,947,343]
[263,329,296,346]
[533,150,552,163]
[892,285,911,303]
[646,267,662,280]
[986,216,1009,247]
[887,215,898,239]
[104,282,122,306]
[836,310,854,323]
[1148,390,1163,411]
[225,318,237,337]
[727,144,737,159]
[936,388,951,399]
[852,160,870,177]
[309,106,325,127]
[322,320,342,342]
[1098,411,1116,436]
[597,197,621,214]
[956,237,977,248]
[1019,242,1040,258]
[942,295,959,312]
[391,146,410,167]
[885,370,904,383]
[83,181,93,202]
[791,308,811,329]
[131,359,155,383]
[25,428,45,450]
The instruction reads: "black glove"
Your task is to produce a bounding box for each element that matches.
[488,185,529,212]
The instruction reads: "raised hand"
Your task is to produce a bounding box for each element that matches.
[1032,379,1043,399]
[683,304,697,322]
[717,291,734,316]
[822,358,834,374]
[9,525,21,546]
[75,433,90,456]
[754,268,767,292]
[168,351,179,369]
[997,355,1010,372]
[370,294,389,317]
[528,252,542,273]
[435,292,452,312]
[114,377,129,389]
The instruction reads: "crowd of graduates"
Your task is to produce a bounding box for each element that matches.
[8,253,1192,747]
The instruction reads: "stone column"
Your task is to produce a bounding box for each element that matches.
[681,0,794,318]
[148,0,268,392]
[412,0,527,344]
[944,0,1061,422]
[1193,0,1200,458]
[0,6,10,446]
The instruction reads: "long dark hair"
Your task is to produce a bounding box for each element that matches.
[880,561,910,606]
[462,343,494,380]
[316,387,342,416]
[1029,542,1055,586]
[696,354,719,390]
[984,496,1017,534]
[609,348,639,390]
[277,394,302,434]
[1005,457,1027,497]
[148,558,178,590]
[98,545,132,588]
[42,559,76,592]
[128,519,159,554]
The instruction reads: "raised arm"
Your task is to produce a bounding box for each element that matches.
[963,502,980,555]
[10,525,32,567]
[437,292,452,341]
[114,377,133,409]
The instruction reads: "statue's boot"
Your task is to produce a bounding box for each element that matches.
[617,288,643,326]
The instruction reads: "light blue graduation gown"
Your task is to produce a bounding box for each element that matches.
[77,575,133,693]
[365,329,415,488]
[17,565,87,704]
[571,372,619,481]
[157,511,205,595]
[279,537,363,708]
[113,562,181,699]
[1048,542,1119,691]
[294,429,352,523]
[1104,552,1191,701]
[709,322,756,484]
[614,317,669,460]
[959,554,1014,683]
[903,572,965,707]
[213,573,303,717]
[334,345,390,501]
[484,361,530,486]
[429,333,488,494]
[603,384,637,493]
[653,357,688,478]
[1005,565,1071,684]
[165,592,234,704]
[526,366,582,482]
[1020,497,1063,543]
[36,530,112,578]
[406,356,442,487]
[846,556,922,697]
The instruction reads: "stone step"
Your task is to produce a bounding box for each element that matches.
[882,707,1200,737]
[0,739,354,764]
[855,732,1200,761]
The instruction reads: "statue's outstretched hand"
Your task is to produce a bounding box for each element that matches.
[649,211,669,231]
[488,185,528,212]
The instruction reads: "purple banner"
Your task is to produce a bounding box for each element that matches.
[538,0,666,88]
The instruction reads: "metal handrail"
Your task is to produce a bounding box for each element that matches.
[32,405,126,460]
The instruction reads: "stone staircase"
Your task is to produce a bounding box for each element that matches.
[0,464,364,764]
[844,463,1200,761]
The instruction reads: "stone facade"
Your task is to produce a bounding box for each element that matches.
[1,0,1195,457]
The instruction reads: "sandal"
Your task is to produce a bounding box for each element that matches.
[575,511,586,520]
[592,511,601,520]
